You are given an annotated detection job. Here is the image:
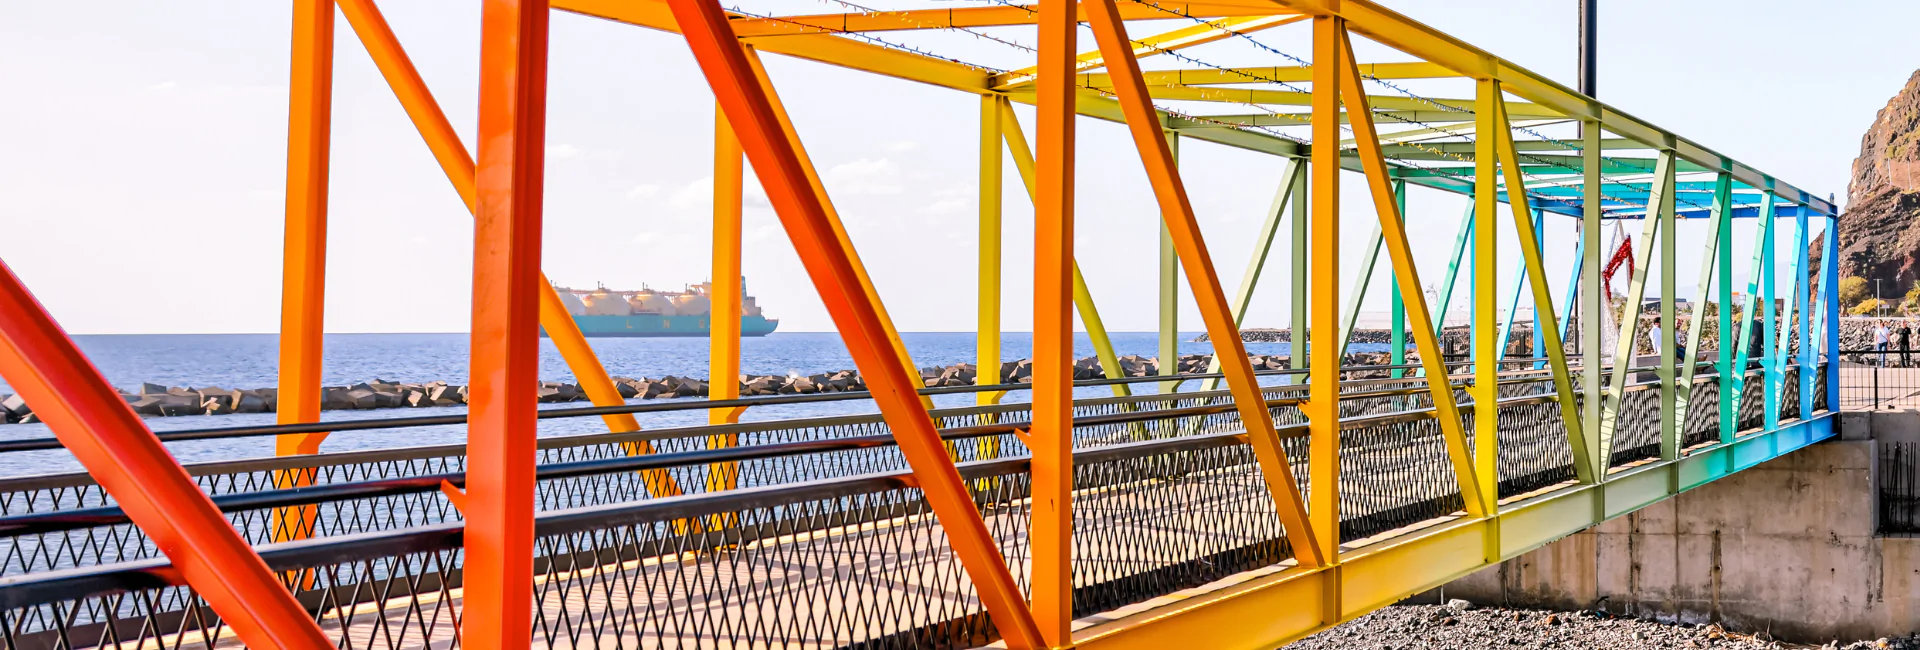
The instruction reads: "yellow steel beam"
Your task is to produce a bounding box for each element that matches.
[334,0,683,499]
[1491,94,1594,483]
[1076,61,1458,89]
[1263,0,1833,215]
[1086,0,1324,570]
[1598,152,1674,460]
[1335,25,1487,517]
[707,105,745,498]
[1471,78,1499,520]
[993,14,1308,89]
[1144,84,1559,117]
[1306,14,1342,573]
[978,95,1005,407]
[1069,415,1837,650]
[727,3,1288,37]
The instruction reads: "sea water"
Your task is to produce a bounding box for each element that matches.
[0,332,1384,476]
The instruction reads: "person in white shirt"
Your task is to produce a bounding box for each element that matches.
[1875,321,1892,366]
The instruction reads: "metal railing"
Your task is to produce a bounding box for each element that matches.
[0,361,1831,649]
[1839,349,1920,411]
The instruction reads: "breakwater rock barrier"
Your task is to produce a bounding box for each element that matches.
[0,352,1397,425]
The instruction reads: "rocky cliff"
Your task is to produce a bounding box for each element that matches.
[1838,70,1920,285]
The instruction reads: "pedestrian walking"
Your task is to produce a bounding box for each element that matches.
[1900,319,1914,367]
[1876,320,1892,366]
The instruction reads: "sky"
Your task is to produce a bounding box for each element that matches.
[0,0,1914,335]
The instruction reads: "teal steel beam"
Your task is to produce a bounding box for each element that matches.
[1561,230,1584,346]
[1337,224,1385,358]
[1675,179,1727,435]
[1492,209,1542,364]
[1533,210,1547,368]
[1202,161,1303,392]
[1732,193,1777,424]
[1761,195,1781,431]
[1714,173,1736,443]
[1823,215,1840,409]
[1794,208,1812,419]
[1391,181,1408,379]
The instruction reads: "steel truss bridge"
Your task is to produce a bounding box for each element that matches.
[0,1,1844,649]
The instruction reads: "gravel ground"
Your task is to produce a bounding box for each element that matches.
[1284,602,1918,650]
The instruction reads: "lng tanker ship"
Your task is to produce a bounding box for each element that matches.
[548,280,778,337]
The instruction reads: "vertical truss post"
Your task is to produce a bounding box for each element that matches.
[1336,27,1487,517]
[1307,13,1345,574]
[463,0,549,646]
[1733,193,1777,427]
[0,269,332,647]
[1762,195,1781,431]
[979,95,1004,406]
[332,0,680,499]
[1032,0,1078,642]
[1201,160,1302,392]
[1392,182,1408,379]
[1493,95,1595,484]
[1534,211,1547,368]
[1580,124,1604,480]
[1659,157,1679,461]
[1599,153,1674,459]
[998,105,1132,399]
[1473,77,1499,517]
[1713,174,1736,443]
[1795,208,1813,419]
[708,106,745,497]
[273,0,335,546]
[1825,214,1840,409]
[1085,0,1323,571]
[666,1,1045,645]
[1160,131,1182,394]
[1291,161,1309,385]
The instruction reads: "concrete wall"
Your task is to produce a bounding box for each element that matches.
[1447,428,1920,643]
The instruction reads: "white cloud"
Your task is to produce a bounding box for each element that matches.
[825,157,902,195]
[885,140,919,153]
[146,81,177,92]
[632,231,664,245]
[625,184,661,201]
[546,144,580,159]
[749,225,780,241]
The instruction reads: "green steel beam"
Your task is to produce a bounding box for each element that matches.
[1733,193,1778,426]
[1391,181,1408,378]
[1580,128,1604,481]
[1674,176,1728,437]
[1659,154,1679,461]
[1202,161,1303,392]
[1599,152,1675,460]
[1714,173,1736,444]
[1160,132,1181,394]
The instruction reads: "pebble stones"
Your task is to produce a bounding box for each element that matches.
[1286,604,1920,650]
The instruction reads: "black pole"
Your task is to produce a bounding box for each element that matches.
[1578,0,1597,98]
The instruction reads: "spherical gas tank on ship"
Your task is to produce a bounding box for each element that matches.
[671,294,712,316]
[556,290,588,316]
[627,293,678,316]
[580,291,632,316]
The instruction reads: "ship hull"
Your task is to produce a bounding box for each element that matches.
[544,314,779,338]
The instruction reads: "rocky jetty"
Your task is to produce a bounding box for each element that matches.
[0,352,1385,425]
[1287,602,1913,649]
[1837,70,1920,286]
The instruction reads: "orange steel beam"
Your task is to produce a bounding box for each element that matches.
[0,262,330,648]
[271,0,334,546]
[462,0,548,647]
[1031,0,1076,642]
[725,3,1288,37]
[1306,15,1342,574]
[994,14,1307,90]
[1334,27,1487,516]
[707,106,744,499]
[663,1,1045,647]
[332,0,682,498]
[737,47,933,407]
[1084,0,1322,568]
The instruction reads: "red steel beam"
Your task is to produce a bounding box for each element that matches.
[1030,0,1076,642]
[272,0,334,546]
[0,262,329,648]
[462,0,549,648]
[662,0,1046,647]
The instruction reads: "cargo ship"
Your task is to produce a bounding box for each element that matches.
[547,280,778,338]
